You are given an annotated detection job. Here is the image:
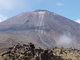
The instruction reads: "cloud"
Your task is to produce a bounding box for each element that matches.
[56,2,64,6]
[75,19,80,23]
[56,33,73,48]
[0,14,8,22]
[0,0,27,10]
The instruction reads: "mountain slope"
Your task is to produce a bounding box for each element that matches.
[0,10,80,49]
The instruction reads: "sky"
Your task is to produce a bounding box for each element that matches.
[0,0,80,23]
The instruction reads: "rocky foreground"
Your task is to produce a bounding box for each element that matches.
[0,43,80,60]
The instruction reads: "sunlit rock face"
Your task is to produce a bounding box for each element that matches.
[0,10,80,49]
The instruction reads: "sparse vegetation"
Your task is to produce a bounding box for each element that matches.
[0,43,80,60]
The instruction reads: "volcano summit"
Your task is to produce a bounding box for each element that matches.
[0,10,80,49]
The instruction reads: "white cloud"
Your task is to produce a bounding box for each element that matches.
[56,2,64,6]
[0,14,8,22]
[0,0,26,10]
[75,19,80,23]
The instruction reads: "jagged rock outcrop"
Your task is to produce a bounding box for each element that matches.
[0,43,80,60]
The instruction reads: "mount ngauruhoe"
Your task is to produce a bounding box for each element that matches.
[0,10,80,49]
